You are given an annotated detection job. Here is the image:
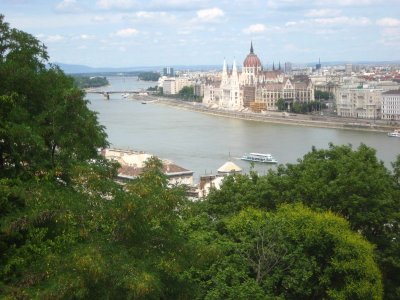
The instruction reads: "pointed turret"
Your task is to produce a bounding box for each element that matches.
[250,41,254,54]
[222,58,227,75]
[272,62,275,71]
[232,59,237,76]
[221,58,229,88]
[231,58,239,86]
[279,61,281,71]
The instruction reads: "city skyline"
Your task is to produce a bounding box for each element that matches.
[2,0,400,67]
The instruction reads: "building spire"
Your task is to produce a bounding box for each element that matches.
[222,58,227,75]
[232,58,237,75]
[272,61,275,71]
[250,41,254,54]
[279,61,281,70]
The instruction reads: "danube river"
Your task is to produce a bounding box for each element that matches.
[87,76,400,181]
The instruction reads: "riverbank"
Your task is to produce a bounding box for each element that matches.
[140,95,398,133]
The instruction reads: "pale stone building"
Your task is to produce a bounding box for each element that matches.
[382,90,400,121]
[162,77,193,95]
[163,78,177,95]
[101,148,194,186]
[336,88,382,119]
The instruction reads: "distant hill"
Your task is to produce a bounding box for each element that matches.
[54,63,221,74]
[54,61,400,75]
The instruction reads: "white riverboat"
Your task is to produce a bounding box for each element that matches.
[241,153,278,164]
[388,129,400,137]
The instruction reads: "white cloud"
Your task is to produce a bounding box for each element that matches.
[195,7,224,22]
[149,0,207,10]
[242,24,267,34]
[315,0,378,5]
[305,9,341,17]
[92,15,107,22]
[97,0,135,10]
[313,17,370,26]
[115,28,139,37]
[376,18,400,27]
[128,11,176,23]
[77,34,95,40]
[55,0,82,13]
[43,34,65,43]
[380,27,400,46]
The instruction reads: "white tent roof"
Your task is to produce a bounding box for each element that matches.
[217,161,242,174]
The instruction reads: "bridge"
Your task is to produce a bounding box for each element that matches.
[86,90,153,100]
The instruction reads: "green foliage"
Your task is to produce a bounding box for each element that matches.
[204,143,400,299]
[0,16,108,179]
[146,85,159,91]
[138,72,160,81]
[291,100,325,114]
[72,76,109,89]
[185,204,382,299]
[276,98,286,111]
[315,89,334,100]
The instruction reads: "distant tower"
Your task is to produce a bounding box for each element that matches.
[316,58,321,70]
[284,62,292,73]
[230,59,241,110]
[163,67,174,76]
[278,61,281,71]
[221,58,229,87]
[272,62,275,71]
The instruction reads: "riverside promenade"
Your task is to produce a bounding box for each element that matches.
[142,96,398,133]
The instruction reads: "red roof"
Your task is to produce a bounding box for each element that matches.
[243,42,262,68]
[243,53,262,68]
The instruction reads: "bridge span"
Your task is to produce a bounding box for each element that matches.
[86,90,153,100]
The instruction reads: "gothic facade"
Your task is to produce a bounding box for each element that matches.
[203,43,315,111]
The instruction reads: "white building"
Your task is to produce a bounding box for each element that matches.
[163,78,177,95]
[198,161,242,198]
[101,148,194,186]
[382,90,400,121]
[162,77,193,95]
[336,88,382,119]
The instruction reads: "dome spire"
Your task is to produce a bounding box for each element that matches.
[250,41,254,54]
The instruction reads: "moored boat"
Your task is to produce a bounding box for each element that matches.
[241,153,278,164]
[388,129,400,137]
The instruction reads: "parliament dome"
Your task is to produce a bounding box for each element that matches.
[243,42,262,68]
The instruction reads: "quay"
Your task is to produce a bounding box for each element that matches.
[140,95,398,133]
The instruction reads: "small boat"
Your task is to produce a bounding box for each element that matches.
[141,101,147,104]
[241,153,278,164]
[388,129,400,137]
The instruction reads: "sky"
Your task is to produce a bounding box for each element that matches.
[2,0,400,68]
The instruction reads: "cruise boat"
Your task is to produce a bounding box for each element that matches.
[241,153,278,164]
[388,129,400,137]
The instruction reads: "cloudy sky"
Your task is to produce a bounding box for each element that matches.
[2,0,400,67]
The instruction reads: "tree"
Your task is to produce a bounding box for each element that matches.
[315,90,333,101]
[0,15,108,179]
[178,86,194,100]
[276,98,286,111]
[204,143,400,299]
[187,204,382,299]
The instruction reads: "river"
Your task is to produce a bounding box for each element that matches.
[86,76,400,181]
